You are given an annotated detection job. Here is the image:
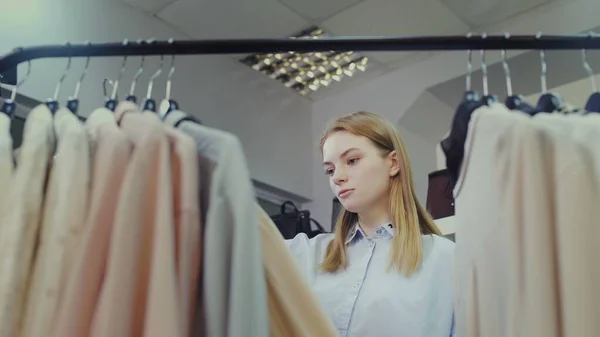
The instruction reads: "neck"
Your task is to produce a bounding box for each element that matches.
[357,202,391,237]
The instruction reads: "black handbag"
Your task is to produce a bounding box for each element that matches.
[270,201,327,239]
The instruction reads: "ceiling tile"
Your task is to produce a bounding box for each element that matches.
[121,0,178,13]
[323,0,469,36]
[157,0,310,39]
[439,0,554,27]
[322,0,469,65]
[280,0,364,21]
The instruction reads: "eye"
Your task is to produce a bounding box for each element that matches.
[324,168,334,176]
[347,157,359,165]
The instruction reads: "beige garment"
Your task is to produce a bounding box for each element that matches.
[164,110,269,337]
[164,126,201,337]
[453,103,523,337]
[21,107,91,337]
[256,207,338,337]
[0,105,55,337]
[0,113,13,207]
[530,114,600,337]
[90,106,180,337]
[51,117,133,337]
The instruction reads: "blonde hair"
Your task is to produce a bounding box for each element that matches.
[319,111,442,275]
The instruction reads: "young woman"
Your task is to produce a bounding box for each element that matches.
[286,111,455,337]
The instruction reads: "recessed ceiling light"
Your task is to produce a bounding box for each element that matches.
[239,26,369,96]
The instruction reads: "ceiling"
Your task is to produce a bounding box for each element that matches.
[121,0,557,100]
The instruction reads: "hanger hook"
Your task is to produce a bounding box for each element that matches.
[466,32,472,91]
[501,32,513,96]
[10,49,31,102]
[147,53,164,100]
[110,39,129,100]
[73,41,92,100]
[129,39,145,98]
[536,32,547,93]
[53,42,72,101]
[480,33,489,96]
[103,78,114,100]
[166,38,175,100]
[582,32,597,92]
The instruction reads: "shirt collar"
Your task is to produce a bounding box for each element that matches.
[345,223,395,244]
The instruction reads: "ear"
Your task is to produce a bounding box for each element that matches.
[387,150,400,177]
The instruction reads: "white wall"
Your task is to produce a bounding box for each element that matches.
[310,0,600,227]
[0,0,313,199]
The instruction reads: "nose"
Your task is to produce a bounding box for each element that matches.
[332,167,347,186]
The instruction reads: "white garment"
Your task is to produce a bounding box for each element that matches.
[286,225,455,337]
[453,104,523,337]
[164,110,269,337]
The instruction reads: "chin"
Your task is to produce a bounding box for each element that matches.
[339,200,362,214]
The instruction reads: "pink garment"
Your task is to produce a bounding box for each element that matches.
[164,126,201,337]
[90,105,179,337]
[51,119,133,337]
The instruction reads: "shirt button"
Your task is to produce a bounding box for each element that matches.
[376,228,383,234]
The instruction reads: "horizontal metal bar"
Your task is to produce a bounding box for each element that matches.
[1,34,600,73]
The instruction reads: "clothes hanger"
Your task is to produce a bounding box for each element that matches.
[46,43,73,115]
[440,33,486,185]
[142,53,164,112]
[159,39,180,120]
[66,41,91,117]
[535,32,564,113]
[0,52,31,117]
[501,33,538,115]
[126,40,146,103]
[105,39,129,112]
[479,33,497,105]
[581,36,600,113]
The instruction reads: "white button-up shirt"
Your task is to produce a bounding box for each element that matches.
[286,223,456,337]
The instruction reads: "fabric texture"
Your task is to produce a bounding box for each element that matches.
[21,108,91,337]
[285,225,456,337]
[51,115,133,337]
[165,110,269,337]
[0,105,54,337]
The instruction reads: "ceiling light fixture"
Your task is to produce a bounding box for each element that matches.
[239,26,369,95]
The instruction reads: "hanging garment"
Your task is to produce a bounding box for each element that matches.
[452,103,525,337]
[256,206,338,337]
[21,107,91,337]
[164,125,201,337]
[164,110,269,337]
[0,105,54,337]
[529,113,600,337]
[51,109,132,337]
[0,113,13,208]
[90,103,179,337]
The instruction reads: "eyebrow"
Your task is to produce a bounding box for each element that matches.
[323,147,360,166]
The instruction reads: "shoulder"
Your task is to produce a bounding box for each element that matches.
[421,234,455,269]
[285,232,335,264]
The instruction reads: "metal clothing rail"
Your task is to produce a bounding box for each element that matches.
[2,34,600,73]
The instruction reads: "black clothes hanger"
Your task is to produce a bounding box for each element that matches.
[66,43,91,116]
[160,48,180,119]
[478,36,498,106]
[1,58,30,117]
[500,34,539,115]
[440,34,486,186]
[534,33,564,113]
[105,40,130,112]
[581,45,600,113]
[142,54,164,112]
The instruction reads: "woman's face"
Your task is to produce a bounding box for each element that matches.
[322,131,398,214]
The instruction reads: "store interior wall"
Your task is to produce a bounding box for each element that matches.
[0,0,314,201]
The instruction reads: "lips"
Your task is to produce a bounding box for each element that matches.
[338,189,354,199]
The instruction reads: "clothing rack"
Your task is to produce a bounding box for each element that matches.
[2,34,600,74]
